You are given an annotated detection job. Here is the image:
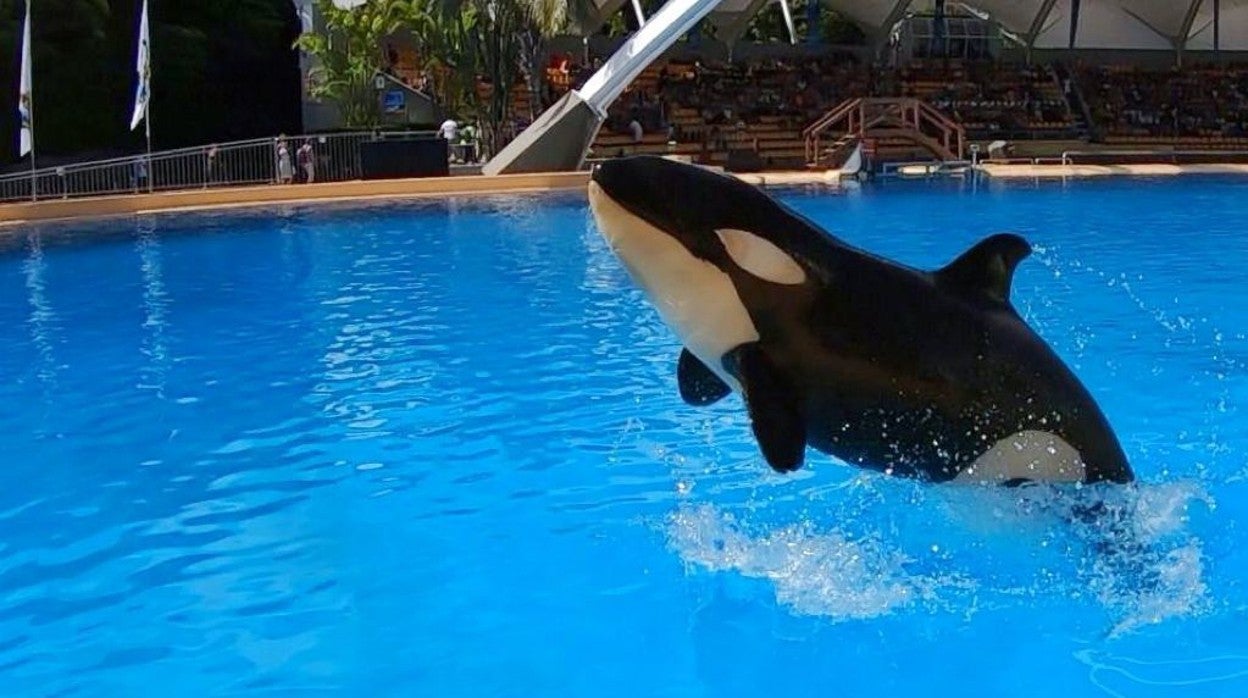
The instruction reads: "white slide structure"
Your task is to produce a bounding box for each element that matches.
[485,0,729,174]
[576,0,726,114]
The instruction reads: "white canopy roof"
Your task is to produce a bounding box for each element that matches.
[575,0,1248,51]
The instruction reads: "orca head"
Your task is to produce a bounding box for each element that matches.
[588,156,815,280]
[587,156,817,389]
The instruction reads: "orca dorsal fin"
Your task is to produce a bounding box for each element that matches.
[935,233,1032,305]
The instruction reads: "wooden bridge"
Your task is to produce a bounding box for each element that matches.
[803,98,966,169]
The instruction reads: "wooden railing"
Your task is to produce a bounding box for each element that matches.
[803,97,966,167]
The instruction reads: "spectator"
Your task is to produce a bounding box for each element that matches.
[204,144,218,186]
[440,117,459,142]
[628,116,644,143]
[297,140,315,184]
[275,136,293,185]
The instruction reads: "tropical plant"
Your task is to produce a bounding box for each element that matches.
[416,0,478,120]
[437,0,594,155]
[294,0,419,128]
[513,0,594,122]
[464,0,526,156]
[744,1,864,45]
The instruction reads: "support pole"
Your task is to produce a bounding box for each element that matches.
[145,102,153,193]
[28,107,36,203]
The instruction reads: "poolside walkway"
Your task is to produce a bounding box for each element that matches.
[6,160,1246,227]
[0,169,852,226]
[0,171,593,226]
[979,163,1248,178]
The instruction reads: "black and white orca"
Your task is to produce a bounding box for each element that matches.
[587,155,1133,486]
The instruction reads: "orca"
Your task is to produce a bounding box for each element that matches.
[587,155,1134,486]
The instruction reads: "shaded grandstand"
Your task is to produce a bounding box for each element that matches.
[496,0,1248,172]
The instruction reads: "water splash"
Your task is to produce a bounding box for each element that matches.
[1064,480,1216,637]
[666,503,975,621]
[665,475,1214,636]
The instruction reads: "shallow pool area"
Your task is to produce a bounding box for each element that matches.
[2,174,1247,696]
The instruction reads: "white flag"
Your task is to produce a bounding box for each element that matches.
[129,0,150,131]
[18,0,32,157]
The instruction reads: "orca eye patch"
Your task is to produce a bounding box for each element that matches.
[714,228,807,286]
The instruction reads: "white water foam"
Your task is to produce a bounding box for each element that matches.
[1068,480,1216,637]
[663,475,1214,635]
[666,502,975,620]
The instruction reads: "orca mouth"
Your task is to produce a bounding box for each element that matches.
[588,158,695,251]
[589,156,684,232]
[589,155,762,257]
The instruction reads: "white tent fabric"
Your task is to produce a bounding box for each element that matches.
[706,0,774,40]
[1187,0,1248,50]
[1030,0,1174,50]
[823,0,912,31]
[712,0,765,14]
[570,0,1248,51]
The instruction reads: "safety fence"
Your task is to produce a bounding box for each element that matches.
[0,130,440,204]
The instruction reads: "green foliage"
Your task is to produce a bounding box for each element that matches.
[744,1,864,45]
[294,0,425,128]
[416,0,479,120]
[410,0,592,156]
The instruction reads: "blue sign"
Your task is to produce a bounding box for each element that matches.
[383,90,406,114]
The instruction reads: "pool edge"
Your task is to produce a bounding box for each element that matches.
[0,171,594,226]
[979,162,1248,179]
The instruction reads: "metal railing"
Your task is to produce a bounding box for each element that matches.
[803,97,966,166]
[0,129,439,204]
[980,156,1072,165]
[976,149,1248,168]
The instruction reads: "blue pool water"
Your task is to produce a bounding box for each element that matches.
[1,174,1247,696]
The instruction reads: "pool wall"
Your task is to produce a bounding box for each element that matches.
[0,171,592,226]
[5,161,1248,226]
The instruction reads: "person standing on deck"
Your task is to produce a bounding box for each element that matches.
[297,140,315,183]
[276,136,293,184]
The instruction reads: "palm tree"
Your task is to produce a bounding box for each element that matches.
[295,0,592,153]
[421,0,593,156]
[514,0,595,122]
[295,0,420,128]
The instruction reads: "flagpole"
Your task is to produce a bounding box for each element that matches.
[143,0,151,193]
[145,100,152,193]
[22,0,35,202]
[28,99,35,202]
[132,0,152,192]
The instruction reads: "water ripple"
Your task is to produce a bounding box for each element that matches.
[0,181,1243,695]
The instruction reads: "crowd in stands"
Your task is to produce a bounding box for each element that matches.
[1079,62,1248,141]
[380,40,1248,167]
[896,60,1075,138]
[579,54,1081,162]
[591,54,871,141]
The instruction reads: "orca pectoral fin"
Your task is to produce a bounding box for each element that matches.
[723,343,806,473]
[678,348,732,406]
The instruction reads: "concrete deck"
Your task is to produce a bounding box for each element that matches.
[0,169,848,226]
[732,170,847,186]
[8,159,1244,227]
[979,163,1248,179]
[0,171,593,226]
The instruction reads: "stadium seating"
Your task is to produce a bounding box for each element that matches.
[1078,62,1248,148]
[445,52,1248,170]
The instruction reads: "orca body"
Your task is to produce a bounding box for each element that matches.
[587,155,1133,486]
